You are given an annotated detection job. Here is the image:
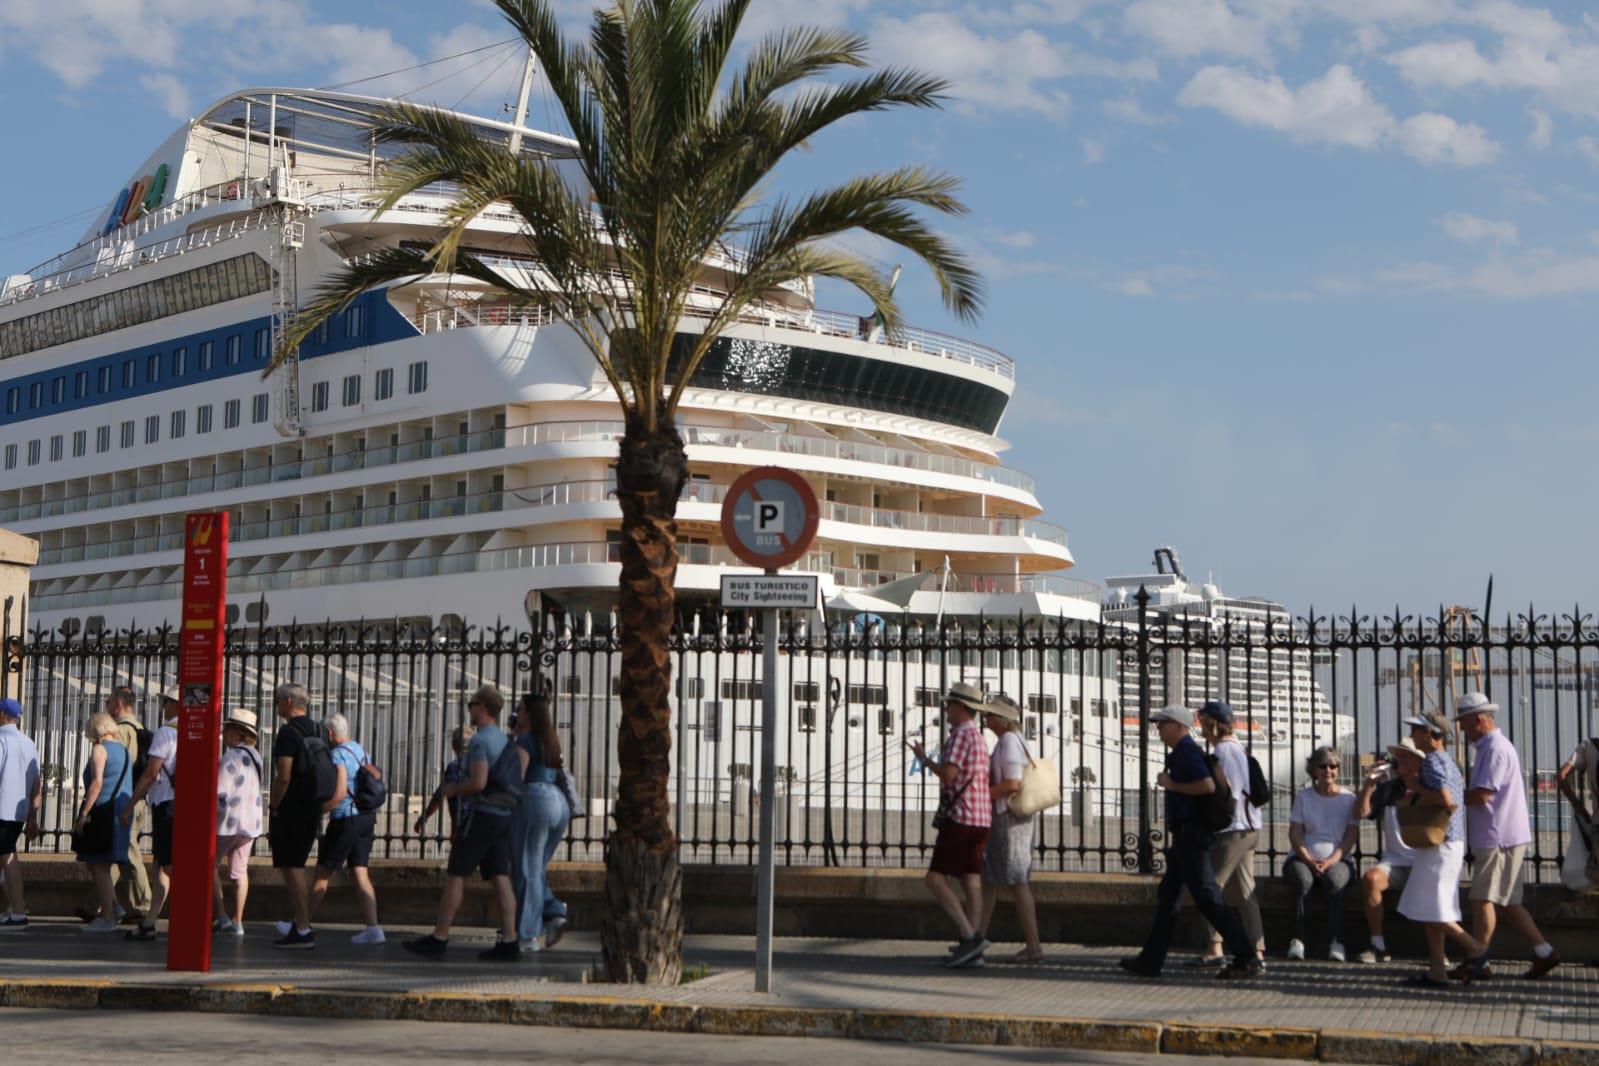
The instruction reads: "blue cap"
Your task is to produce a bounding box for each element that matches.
[1198,699,1234,725]
[0,697,20,720]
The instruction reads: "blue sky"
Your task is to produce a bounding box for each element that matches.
[1,0,1596,612]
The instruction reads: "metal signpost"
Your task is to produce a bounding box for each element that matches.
[719,466,820,993]
[168,512,228,972]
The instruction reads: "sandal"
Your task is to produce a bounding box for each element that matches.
[124,924,157,942]
[1009,949,1045,965]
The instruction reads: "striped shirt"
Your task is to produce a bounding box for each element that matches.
[942,720,992,829]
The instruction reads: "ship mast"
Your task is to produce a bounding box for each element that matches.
[507,46,537,154]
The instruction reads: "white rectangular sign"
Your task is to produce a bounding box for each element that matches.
[720,574,820,610]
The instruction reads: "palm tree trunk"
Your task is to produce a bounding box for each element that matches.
[602,418,687,983]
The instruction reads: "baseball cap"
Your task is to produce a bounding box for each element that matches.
[1150,705,1194,728]
[1402,711,1452,740]
[1198,700,1234,725]
[1454,691,1499,720]
[0,697,19,720]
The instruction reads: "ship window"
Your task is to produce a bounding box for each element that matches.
[170,409,185,439]
[198,341,214,371]
[4,388,16,414]
[224,399,240,429]
[310,381,329,413]
[71,430,86,458]
[225,335,241,365]
[255,328,269,361]
[346,305,366,339]
[196,405,213,434]
[74,371,88,399]
[251,393,269,423]
[342,374,360,407]
[374,368,393,401]
[29,382,41,408]
[97,366,110,393]
[408,361,427,394]
[96,426,110,453]
[145,414,159,444]
[2,444,13,470]
[146,354,160,383]
[51,377,64,404]
[122,361,135,389]
[26,439,39,465]
[314,321,329,346]
[171,347,187,376]
[120,421,134,448]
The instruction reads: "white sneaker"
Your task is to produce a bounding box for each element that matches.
[230,921,246,937]
[1286,939,1306,961]
[1329,941,1346,963]
[543,916,568,950]
[518,938,543,952]
[351,927,386,945]
[274,920,294,937]
[82,917,119,934]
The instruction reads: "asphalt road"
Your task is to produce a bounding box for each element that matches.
[1,1009,1371,1065]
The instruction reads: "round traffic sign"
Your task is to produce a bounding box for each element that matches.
[720,466,820,571]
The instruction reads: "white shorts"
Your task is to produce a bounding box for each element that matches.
[1372,862,1411,892]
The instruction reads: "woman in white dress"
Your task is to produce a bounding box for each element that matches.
[1395,711,1490,987]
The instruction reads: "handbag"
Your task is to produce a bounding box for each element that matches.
[932,781,968,830]
[1396,795,1451,849]
[559,768,586,820]
[72,748,130,855]
[1008,746,1062,817]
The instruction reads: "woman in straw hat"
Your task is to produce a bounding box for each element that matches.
[977,694,1044,964]
[212,708,264,936]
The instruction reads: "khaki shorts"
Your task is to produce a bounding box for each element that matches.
[1469,844,1527,906]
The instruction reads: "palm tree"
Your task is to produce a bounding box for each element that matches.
[273,0,982,983]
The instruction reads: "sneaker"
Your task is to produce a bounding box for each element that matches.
[0,914,27,930]
[1356,948,1391,964]
[945,935,990,968]
[229,921,246,937]
[124,924,158,942]
[478,938,521,962]
[274,920,294,937]
[1286,939,1306,961]
[351,927,386,945]
[272,928,316,950]
[951,954,985,969]
[1182,954,1229,969]
[1525,951,1562,980]
[402,934,448,960]
[81,917,119,934]
[1118,956,1161,978]
[543,915,568,950]
[212,917,232,933]
[1218,959,1265,980]
[1329,941,1346,963]
[518,938,544,952]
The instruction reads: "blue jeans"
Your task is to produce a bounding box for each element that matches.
[512,782,570,941]
[1135,823,1253,971]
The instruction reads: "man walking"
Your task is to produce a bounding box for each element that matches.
[403,684,520,961]
[1455,692,1560,979]
[0,698,42,928]
[105,685,152,923]
[1121,706,1261,980]
[293,713,385,944]
[908,682,991,968]
[268,683,328,949]
[1188,700,1265,968]
[120,692,180,941]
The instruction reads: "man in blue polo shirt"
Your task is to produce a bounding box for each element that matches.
[1121,705,1262,980]
[0,698,42,928]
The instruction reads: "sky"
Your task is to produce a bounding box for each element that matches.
[0,0,1595,614]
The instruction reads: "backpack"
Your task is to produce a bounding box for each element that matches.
[477,737,527,811]
[130,724,154,783]
[292,718,338,806]
[1200,754,1235,834]
[1245,752,1270,809]
[348,749,387,814]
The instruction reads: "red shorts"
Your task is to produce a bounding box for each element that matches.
[929,821,989,877]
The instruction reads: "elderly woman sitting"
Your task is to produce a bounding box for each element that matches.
[1283,746,1358,961]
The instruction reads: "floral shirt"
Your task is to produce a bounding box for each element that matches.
[1420,749,1465,844]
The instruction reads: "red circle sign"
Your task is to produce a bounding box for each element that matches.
[719,466,820,571]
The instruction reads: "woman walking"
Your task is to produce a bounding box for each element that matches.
[977,694,1044,964]
[1283,746,1358,961]
[213,709,264,935]
[511,693,571,950]
[73,713,133,933]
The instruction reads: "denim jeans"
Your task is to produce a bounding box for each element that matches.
[512,782,571,942]
[1135,822,1253,971]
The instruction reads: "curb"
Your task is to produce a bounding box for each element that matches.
[0,978,1594,1063]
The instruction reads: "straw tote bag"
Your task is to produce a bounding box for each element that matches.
[1008,744,1062,817]
[1396,795,1451,849]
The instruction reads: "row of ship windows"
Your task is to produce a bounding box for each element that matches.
[3,396,271,469]
[1,306,368,417]
[306,361,428,413]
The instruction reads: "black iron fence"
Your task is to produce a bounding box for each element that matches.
[3,591,1594,881]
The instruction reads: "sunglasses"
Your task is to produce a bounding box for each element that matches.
[1315,763,1340,771]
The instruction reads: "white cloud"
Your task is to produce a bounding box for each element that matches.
[1180,63,1498,166]
[140,73,192,121]
[1387,16,1599,120]
[869,12,1073,119]
[1123,0,1299,62]
[1437,212,1519,245]
[1377,248,1599,299]
[1115,277,1156,296]
[1572,136,1599,168]
[1396,112,1499,166]
[1082,138,1106,164]
[984,228,1039,250]
[1527,108,1553,150]
[1102,97,1169,125]
[1178,64,1393,149]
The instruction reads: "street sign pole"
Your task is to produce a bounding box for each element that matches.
[169,511,228,972]
[755,582,778,993]
[719,466,820,995]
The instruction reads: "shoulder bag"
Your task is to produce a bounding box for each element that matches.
[72,749,130,855]
[1008,741,1062,817]
[1396,793,1451,849]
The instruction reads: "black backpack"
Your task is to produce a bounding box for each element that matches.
[292,719,338,806]
[130,724,154,783]
[1245,752,1271,809]
[349,751,387,814]
[1200,755,1235,833]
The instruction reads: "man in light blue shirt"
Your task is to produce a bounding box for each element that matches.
[0,698,42,928]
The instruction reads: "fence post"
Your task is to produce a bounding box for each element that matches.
[1136,585,1154,875]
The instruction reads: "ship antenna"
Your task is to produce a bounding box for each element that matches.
[507,45,537,154]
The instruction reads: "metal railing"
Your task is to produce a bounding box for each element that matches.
[7,593,1592,881]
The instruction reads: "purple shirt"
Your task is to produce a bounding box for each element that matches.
[1467,729,1531,850]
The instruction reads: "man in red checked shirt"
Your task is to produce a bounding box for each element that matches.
[909,682,992,969]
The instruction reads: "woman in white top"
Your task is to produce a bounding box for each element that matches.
[212,709,264,936]
[1284,746,1358,961]
[976,695,1044,964]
